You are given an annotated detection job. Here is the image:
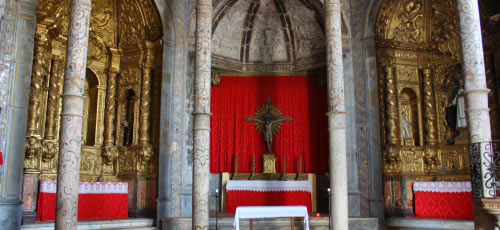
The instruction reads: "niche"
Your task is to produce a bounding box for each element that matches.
[399,88,420,146]
[123,89,136,146]
[82,69,99,146]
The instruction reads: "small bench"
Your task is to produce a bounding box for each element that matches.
[234,206,309,230]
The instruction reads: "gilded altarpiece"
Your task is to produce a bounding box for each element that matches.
[376,0,500,216]
[21,0,163,217]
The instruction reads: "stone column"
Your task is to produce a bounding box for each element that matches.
[192,0,212,229]
[455,0,493,198]
[325,0,348,229]
[55,0,92,229]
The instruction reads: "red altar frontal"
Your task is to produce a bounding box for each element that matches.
[226,180,312,213]
[36,181,128,221]
[413,182,473,220]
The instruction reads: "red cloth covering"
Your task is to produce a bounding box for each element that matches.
[414,191,473,220]
[36,181,128,221]
[0,152,3,165]
[227,190,312,213]
[210,76,329,174]
[413,182,473,220]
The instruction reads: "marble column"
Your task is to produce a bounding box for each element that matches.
[455,0,494,198]
[192,0,212,229]
[55,0,92,229]
[325,0,348,229]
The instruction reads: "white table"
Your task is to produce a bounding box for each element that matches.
[234,206,309,230]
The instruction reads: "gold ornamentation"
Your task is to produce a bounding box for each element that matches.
[392,0,423,43]
[41,140,58,162]
[25,0,162,181]
[211,72,221,85]
[102,146,119,164]
[431,0,461,61]
[401,150,424,172]
[25,137,42,159]
[376,0,473,182]
[384,64,398,146]
[422,67,437,145]
[137,145,153,164]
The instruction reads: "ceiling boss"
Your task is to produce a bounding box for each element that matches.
[245,97,292,173]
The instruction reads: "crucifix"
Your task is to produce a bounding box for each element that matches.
[245,97,292,173]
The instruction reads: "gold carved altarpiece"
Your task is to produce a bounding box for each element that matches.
[376,0,500,184]
[24,0,162,189]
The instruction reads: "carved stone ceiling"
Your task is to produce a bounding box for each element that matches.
[212,0,328,66]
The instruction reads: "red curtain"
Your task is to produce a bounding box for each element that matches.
[210,76,329,174]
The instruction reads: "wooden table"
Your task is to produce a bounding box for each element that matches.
[234,206,309,230]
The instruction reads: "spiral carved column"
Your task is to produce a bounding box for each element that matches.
[26,32,50,159]
[27,33,49,137]
[384,64,399,167]
[44,59,62,140]
[422,67,437,145]
[422,67,438,170]
[455,0,493,198]
[139,65,151,146]
[192,0,212,229]
[103,71,118,164]
[55,0,92,229]
[325,0,348,229]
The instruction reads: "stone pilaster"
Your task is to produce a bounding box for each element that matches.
[325,0,348,229]
[55,0,92,229]
[192,0,212,229]
[455,0,493,198]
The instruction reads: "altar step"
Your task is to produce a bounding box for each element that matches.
[162,217,379,230]
[21,218,155,230]
[387,217,474,230]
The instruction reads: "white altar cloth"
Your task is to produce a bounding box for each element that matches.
[227,180,312,192]
[234,206,309,230]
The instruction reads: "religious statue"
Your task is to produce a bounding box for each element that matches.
[245,97,292,154]
[449,79,466,129]
[401,110,411,139]
[245,97,292,174]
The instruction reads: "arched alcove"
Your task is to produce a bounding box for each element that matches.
[83,69,99,146]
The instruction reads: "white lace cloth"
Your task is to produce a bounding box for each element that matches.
[227,180,312,192]
[234,206,309,230]
[39,181,128,194]
[413,181,471,193]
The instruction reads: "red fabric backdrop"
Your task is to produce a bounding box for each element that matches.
[210,76,329,173]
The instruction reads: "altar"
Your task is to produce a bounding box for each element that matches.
[221,173,317,213]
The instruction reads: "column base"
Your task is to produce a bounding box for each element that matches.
[473,198,499,230]
[0,199,22,229]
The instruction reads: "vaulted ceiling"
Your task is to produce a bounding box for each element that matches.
[210,0,344,68]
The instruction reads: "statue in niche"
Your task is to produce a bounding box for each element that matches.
[444,65,468,144]
[447,78,466,129]
[401,110,412,139]
[245,97,292,154]
[123,90,135,146]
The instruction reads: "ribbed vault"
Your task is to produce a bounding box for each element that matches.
[210,0,347,70]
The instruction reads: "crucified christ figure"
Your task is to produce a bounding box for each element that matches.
[245,98,292,154]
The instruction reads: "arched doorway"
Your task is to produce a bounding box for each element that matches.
[22,0,163,221]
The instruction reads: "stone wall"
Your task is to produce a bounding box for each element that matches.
[0,0,37,228]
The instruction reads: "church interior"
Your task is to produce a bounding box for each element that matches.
[1,0,500,229]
